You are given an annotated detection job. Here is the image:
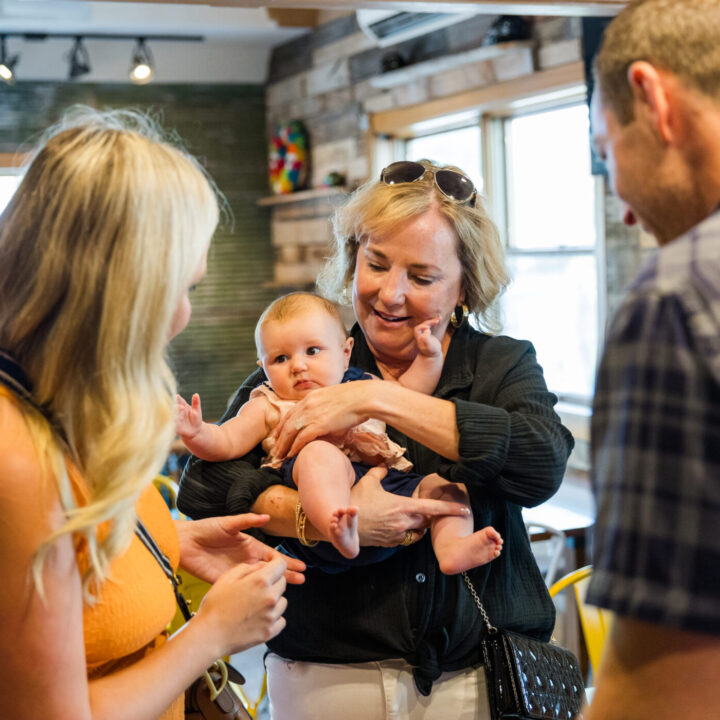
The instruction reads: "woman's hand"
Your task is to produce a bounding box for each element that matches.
[176,514,306,585]
[273,381,378,458]
[193,557,290,657]
[351,466,470,547]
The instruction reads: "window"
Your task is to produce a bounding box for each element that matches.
[0,172,21,213]
[406,117,483,193]
[494,103,600,402]
[400,98,602,406]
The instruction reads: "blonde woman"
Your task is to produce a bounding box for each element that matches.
[180,160,574,718]
[0,108,304,720]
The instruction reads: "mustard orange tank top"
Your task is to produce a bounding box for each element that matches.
[75,468,183,720]
[0,386,184,720]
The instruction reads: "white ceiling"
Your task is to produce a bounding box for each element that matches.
[0,0,311,82]
[0,0,302,40]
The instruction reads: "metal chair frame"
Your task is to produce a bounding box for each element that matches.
[549,565,613,677]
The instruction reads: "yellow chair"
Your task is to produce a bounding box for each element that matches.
[549,565,613,677]
[153,475,268,718]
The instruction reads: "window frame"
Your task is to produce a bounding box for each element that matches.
[483,97,607,408]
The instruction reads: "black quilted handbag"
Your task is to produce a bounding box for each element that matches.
[462,573,586,720]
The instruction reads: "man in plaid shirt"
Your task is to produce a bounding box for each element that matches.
[587,1,720,718]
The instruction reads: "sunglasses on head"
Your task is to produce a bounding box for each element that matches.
[380,161,477,207]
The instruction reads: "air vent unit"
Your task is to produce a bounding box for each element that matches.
[356,9,478,48]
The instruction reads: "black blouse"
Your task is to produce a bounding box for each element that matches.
[177,323,574,695]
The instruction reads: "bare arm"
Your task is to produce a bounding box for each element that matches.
[0,404,291,720]
[272,337,570,508]
[586,617,720,720]
[87,559,289,720]
[177,393,271,462]
[274,379,460,461]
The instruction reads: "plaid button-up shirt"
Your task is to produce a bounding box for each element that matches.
[588,210,720,635]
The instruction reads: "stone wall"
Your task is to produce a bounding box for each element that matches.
[266,14,585,190]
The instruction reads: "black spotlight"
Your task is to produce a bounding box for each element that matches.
[129,38,154,85]
[68,36,91,80]
[0,36,19,85]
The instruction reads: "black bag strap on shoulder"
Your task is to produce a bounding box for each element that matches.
[0,349,67,444]
[135,520,193,623]
[0,349,34,402]
[134,519,246,686]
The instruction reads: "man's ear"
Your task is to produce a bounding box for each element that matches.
[627,61,673,143]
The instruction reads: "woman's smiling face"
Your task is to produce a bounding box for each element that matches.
[352,207,464,368]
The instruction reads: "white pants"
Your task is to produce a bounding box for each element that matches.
[266,653,492,720]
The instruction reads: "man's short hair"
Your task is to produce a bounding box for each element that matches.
[596,0,720,124]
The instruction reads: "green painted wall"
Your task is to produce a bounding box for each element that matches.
[1,82,275,419]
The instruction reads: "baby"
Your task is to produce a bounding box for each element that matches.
[176,292,502,574]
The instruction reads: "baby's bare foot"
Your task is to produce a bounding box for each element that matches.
[329,506,360,559]
[436,526,504,575]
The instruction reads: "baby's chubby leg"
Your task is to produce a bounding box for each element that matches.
[414,474,503,575]
[292,440,359,559]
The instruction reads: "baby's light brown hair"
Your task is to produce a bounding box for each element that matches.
[254,292,348,357]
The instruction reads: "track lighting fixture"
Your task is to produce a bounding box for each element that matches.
[68,36,91,80]
[0,33,201,85]
[129,38,154,85]
[0,36,19,85]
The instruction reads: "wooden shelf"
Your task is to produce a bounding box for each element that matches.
[257,187,348,206]
[371,61,584,136]
[369,40,533,90]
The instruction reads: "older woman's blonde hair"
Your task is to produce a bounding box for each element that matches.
[317,159,508,333]
[0,107,219,597]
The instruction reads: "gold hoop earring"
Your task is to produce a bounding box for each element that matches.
[450,304,469,328]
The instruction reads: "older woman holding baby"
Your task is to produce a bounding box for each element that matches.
[178,160,573,718]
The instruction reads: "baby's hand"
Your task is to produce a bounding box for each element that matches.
[176,393,203,440]
[414,318,442,358]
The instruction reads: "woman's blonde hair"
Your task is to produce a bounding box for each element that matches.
[0,107,219,597]
[317,160,509,333]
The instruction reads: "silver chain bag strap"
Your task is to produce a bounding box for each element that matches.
[462,572,586,720]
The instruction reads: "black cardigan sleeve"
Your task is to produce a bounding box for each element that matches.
[439,336,574,508]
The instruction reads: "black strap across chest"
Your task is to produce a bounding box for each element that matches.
[134,519,193,622]
[0,349,34,403]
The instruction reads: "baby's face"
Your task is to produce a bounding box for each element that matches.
[258,310,352,401]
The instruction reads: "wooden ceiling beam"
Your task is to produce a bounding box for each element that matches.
[75,1,626,19]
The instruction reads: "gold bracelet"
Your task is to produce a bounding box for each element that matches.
[295,501,319,547]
